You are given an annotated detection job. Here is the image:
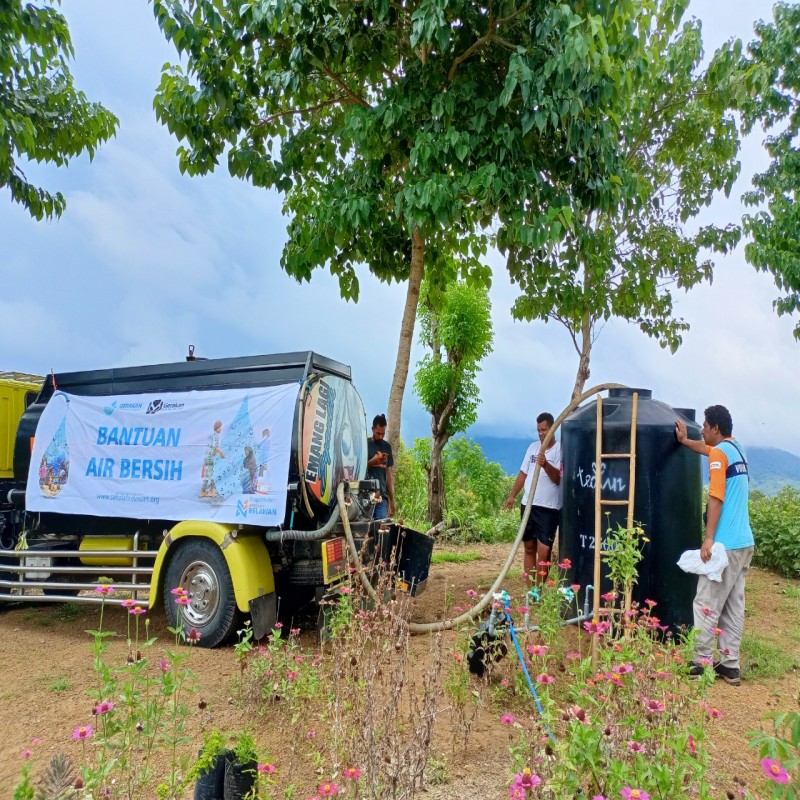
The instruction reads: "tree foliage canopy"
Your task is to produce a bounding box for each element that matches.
[152,0,649,299]
[741,1,800,339]
[415,279,493,439]
[508,0,745,396]
[0,0,118,219]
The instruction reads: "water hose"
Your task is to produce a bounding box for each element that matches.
[502,593,557,743]
[337,382,626,634]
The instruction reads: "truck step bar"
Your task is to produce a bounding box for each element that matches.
[0,547,157,604]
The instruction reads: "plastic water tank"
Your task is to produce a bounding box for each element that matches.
[559,388,702,631]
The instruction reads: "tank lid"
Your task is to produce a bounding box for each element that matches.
[608,387,652,400]
[674,407,696,421]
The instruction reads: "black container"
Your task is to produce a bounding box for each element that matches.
[559,388,702,631]
[379,523,435,596]
[223,755,257,800]
[193,748,233,800]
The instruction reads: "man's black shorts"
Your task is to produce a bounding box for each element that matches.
[520,504,559,547]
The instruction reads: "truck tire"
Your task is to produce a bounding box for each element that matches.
[163,539,240,648]
[286,559,324,586]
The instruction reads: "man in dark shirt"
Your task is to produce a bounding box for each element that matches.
[367,413,395,519]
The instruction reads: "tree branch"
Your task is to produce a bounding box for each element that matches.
[322,66,371,108]
[256,95,350,127]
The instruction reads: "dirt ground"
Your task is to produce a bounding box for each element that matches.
[0,543,797,798]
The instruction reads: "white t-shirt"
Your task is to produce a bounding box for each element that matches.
[520,440,562,509]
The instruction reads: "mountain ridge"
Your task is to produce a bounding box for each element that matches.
[470,436,800,494]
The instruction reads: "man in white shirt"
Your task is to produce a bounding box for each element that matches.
[503,412,562,583]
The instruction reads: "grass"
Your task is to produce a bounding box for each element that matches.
[48,677,71,694]
[741,632,799,680]
[431,551,481,564]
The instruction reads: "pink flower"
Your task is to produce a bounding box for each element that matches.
[644,599,657,608]
[318,782,340,796]
[570,583,581,594]
[501,713,516,725]
[706,706,723,720]
[72,725,93,740]
[621,788,650,800]
[258,763,277,774]
[761,758,790,784]
[290,627,301,636]
[501,678,509,687]
[527,644,548,657]
[175,595,190,606]
[601,591,618,603]
[514,768,542,789]
[613,663,633,675]
[583,620,610,635]
[593,796,609,800]
[343,766,362,779]
[339,587,353,595]
[570,705,589,724]
[274,622,284,629]
[558,558,572,569]
[627,740,645,754]
[713,627,725,636]
[159,658,170,673]
[536,673,554,684]
[287,671,299,682]
[566,651,582,660]
[187,627,201,643]
[687,734,697,755]
[121,598,136,609]
[129,606,146,616]
[516,605,530,614]
[95,584,115,596]
[307,730,317,739]
[170,587,187,596]
[94,701,114,715]
[642,698,666,713]
[701,606,714,617]
[466,589,478,598]
[509,785,525,800]
[21,749,32,759]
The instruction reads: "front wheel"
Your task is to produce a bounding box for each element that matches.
[163,539,240,648]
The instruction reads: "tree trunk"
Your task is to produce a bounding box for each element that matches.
[570,312,593,402]
[427,430,447,526]
[386,226,425,459]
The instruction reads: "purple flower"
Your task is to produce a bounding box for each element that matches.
[761,757,790,784]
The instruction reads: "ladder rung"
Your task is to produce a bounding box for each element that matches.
[600,499,630,506]
[601,453,632,459]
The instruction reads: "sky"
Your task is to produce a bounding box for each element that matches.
[2,0,798,456]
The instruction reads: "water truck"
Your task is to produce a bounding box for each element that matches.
[0,352,432,646]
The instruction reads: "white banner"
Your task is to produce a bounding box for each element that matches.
[26,384,297,525]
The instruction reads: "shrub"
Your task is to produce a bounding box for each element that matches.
[395,436,516,542]
[750,487,800,578]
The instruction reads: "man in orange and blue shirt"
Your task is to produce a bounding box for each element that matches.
[676,405,754,686]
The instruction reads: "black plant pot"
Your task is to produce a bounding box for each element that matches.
[223,754,258,800]
[193,749,232,800]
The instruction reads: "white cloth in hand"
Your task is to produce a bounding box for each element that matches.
[677,541,729,582]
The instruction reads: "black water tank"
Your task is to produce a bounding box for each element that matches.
[559,388,702,631]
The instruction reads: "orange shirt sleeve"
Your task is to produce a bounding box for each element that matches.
[707,445,728,502]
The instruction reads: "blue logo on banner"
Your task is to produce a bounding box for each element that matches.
[236,500,249,518]
[104,402,117,416]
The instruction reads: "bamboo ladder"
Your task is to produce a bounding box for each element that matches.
[591,391,639,664]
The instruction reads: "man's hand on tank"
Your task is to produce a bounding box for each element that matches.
[674,419,687,443]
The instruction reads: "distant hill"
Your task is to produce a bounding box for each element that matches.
[471,436,800,495]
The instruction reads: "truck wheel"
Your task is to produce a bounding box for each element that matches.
[286,559,324,586]
[163,539,240,648]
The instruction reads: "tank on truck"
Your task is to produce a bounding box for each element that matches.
[0,352,392,648]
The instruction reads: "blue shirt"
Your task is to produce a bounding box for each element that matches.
[708,439,754,550]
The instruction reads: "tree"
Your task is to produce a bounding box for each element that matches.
[0,1,118,220]
[414,279,492,525]
[506,0,744,399]
[741,2,800,339]
[151,0,650,454]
